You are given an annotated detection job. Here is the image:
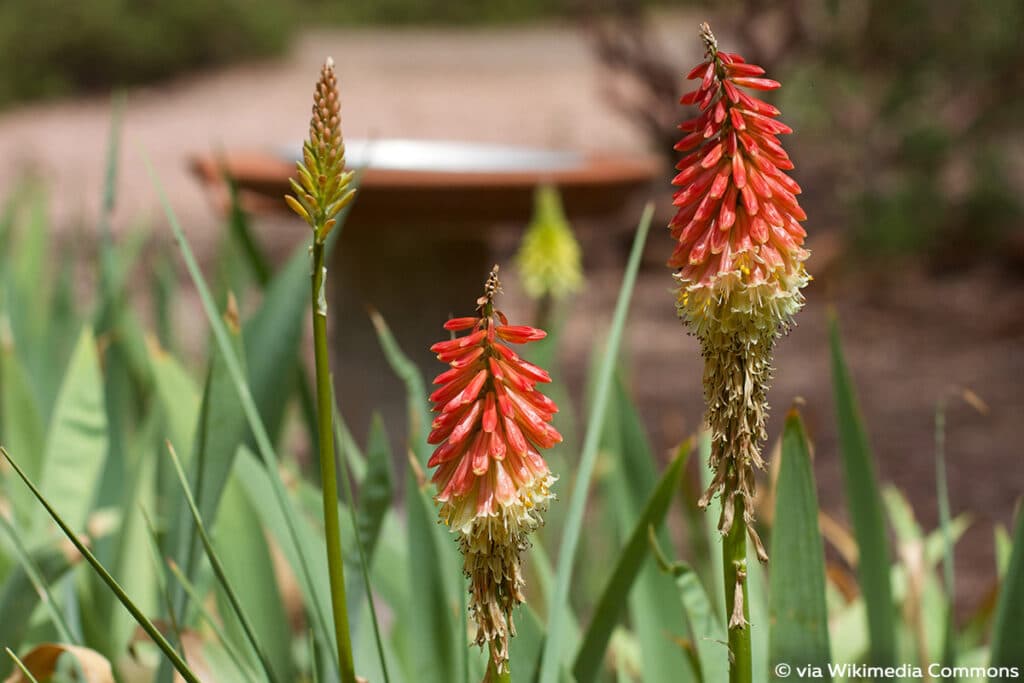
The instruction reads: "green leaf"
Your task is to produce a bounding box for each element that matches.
[404,472,459,683]
[357,413,394,561]
[216,473,293,682]
[6,184,54,414]
[539,203,654,683]
[573,448,688,683]
[995,525,1011,579]
[604,375,695,683]
[990,508,1024,672]
[675,564,727,683]
[147,157,339,669]
[0,337,45,527]
[509,605,546,683]
[148,338,200,458]
[828,313,896,667]
[0,526,78,677]
[769,411,831,678]
[933,401,956,673]
[108,440,158,657]
[242,241,308,446]
[172,302,247,602]
[35,328,108,535]
[368,311,431,464]
[1,447,200,683]
[231,446,337,662]
[165,441,282,683]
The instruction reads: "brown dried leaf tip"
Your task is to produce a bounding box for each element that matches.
[286,57,357,243]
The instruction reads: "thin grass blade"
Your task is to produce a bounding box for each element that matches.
[368,311,431,464]
[5,648,40,683]
[0,515,77,657]
[1,447,200,683]
[164,441,282,683]
[538,203,653,683]
[573,446,688,683]
[145,155,338,668]
[934,401,957,674]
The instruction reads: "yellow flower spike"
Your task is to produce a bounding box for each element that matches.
[515,185,584,301]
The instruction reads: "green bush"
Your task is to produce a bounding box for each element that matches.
[0,0,292,105]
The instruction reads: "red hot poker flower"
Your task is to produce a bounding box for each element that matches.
[670,24,811,573]
[428,266,559,671]
[671,23,809,340]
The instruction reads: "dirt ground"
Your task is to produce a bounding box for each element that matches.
[1,18,1020,616]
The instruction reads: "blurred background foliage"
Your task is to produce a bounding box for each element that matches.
[4,0,1020,266]
[589,0,1024,266]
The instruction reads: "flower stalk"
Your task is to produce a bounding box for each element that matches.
[671,23,810,682]
[286,57,357,683]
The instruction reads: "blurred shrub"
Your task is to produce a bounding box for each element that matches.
[0,0,292,105]
[591,0,1024,265]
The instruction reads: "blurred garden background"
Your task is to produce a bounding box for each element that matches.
[1,0,1021,632]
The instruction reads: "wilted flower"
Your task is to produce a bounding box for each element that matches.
[428,266,560,671]
[670,24,810,568]
[515,185,584,301]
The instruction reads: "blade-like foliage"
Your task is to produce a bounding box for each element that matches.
[357,413,394,562]
[0,339,45,527]
[404,472,459,683]
[933,401,957,674]
[368,310,431,465]
[1,447,200,683]
[0,526,78,676]
[35,328,108,535]
[573,446,688,683]
[990,508,1024,672]
[165,441,282,683]
[829,312,896,667]
[147,157,338,668]
[769,411,831,678]
[539,203,654,683]
[215,473,293,681]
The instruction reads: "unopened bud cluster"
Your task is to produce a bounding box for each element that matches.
[286,58,357,243]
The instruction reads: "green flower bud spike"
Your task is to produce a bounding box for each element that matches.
[287,58,359,683]
[286,57,357,245]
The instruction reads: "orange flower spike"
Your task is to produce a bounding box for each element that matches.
[671,23,811,571]
[427,265,560,673]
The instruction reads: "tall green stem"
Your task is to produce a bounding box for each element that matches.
[311,241,356,683]
[723,493,752,683]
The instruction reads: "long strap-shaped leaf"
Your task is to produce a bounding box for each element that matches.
[573,444,688,683]
[990,506,1024,673]
[769,410,832,679]
[538,204,654,683]
[145,155,343,670]
[828,313,896,668]
[1,447,200,683]
[165,441,281,683]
